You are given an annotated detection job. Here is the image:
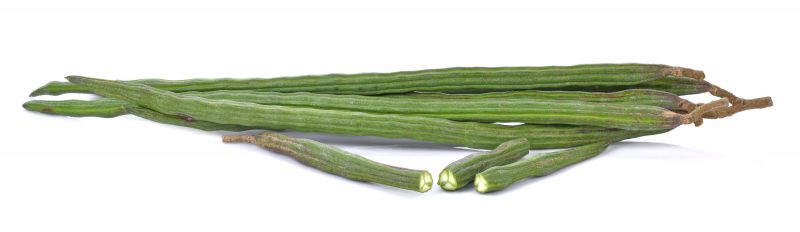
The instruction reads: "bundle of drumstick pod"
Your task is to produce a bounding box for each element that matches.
[24,64,772,193]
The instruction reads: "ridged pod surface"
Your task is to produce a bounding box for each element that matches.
[183,90,694,130]
[65,76,669,149]
[224,132,433,192]
[475,142,610,193]
[394,89,696,112]
[438,138,530,191]
[30,64,706,96]
[22,99,254,131]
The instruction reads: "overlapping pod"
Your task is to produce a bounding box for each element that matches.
[224,132,433,192]
[475,142,610,193]
[30,64,708,96]
[439,138,530,191]
[64,76,669,149]
[22,99,254,131]
[395,89,696,112]
[184,90,721,130]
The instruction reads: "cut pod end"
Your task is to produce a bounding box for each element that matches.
[438,170,459,191]
[419,171,433,193]
[474,173,489,193]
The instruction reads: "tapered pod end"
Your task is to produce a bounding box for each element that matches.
[438,170,459,191]
[419,171,433,193]
[21,101,46,113]
[664,66,706,80]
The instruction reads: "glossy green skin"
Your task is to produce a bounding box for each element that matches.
[395,89,691,111]
[475,142,610,193]
[65,76,669,149]
[184,90,685,130]
[22,99,254,131]
[226,132,432,192]
[438,138,530,191]
[30,64,702,96]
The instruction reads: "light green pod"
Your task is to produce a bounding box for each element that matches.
[475,142,610,193]
[224,132,433,192]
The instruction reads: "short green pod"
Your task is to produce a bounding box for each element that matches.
[394,89,697,112]
[22,99,255,131]
[474,142,610,193]
[438,138,530,191]
[65,76,669,149]
[223,132,433,192]
[30,63,704,96]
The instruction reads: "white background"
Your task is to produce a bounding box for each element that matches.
[1,1,797,231]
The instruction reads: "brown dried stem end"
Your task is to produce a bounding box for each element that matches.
[663,66,706,80]
[223,134,256,143]
[677,98,698,112]
[709,85,745,105]
[683,98,730,125]
[703,96,773,119]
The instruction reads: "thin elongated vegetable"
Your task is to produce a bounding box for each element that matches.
[30,64,706,96]
[65,76,669,149]
[475,142,610,193]
[439,138,530,191]
[394,89,697,112]
[223,132,433,192]
[569,76,711,96]
[22,99,255,131]
[184,90,722,130]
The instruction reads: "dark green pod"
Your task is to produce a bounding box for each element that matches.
[224,132,433,192]
[393,89,696,112]
[183,90,693,130]
[30,64,705,96]
[65,76,669,149]
[438,138,530,191]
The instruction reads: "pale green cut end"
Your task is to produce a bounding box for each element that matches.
[438,170,458,191]
[475,174,489,193]
[438,170,448,186]
[419,171,433,193]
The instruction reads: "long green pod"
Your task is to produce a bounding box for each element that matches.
[395,89,697,112]
[22,99,255,131]
[438,138,530,191]
[542,76,711,96]
[474,142,610,193]
[184,90,712,130]
[223,132,433,192]
[30,64,705,96]
[22,98,130,118]
[65,76,669,149]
